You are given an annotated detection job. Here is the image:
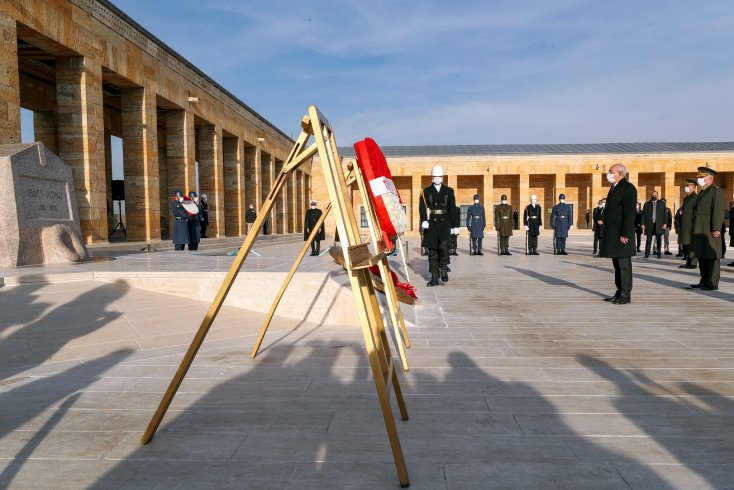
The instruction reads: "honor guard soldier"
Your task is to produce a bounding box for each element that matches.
[466,194,486,255]
[419,165,458,286]
[186,191,204,250]
[688,166,727,291]
[170,190,190,251]
[304,200,325,256]
[523,195,542,255]
[679,179,699,269]
[551,193,573,254]
[495,195,513,255]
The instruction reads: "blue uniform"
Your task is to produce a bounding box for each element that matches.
[551,202,573,254]
[465,203,485,255]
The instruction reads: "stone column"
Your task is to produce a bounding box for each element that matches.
[274,158,285,234]
[591,169,604,209]
[121,85,160,241]
[244,145,261,211]
[483,172,493,228]
[157,144,169,239]
[104,129,113,231]
[663,171,676,206]
[411,172,423,232]
[198,124,224,237]
[286,170,296,233]
[33,112,58,153]
[0,14,21,145]
[267,154,276,232]
[56,56,107,242]
[626,169,639,202]
[296,170,304,233]
[519,170,530,211]
[165,108,196,230]
[447,173,457,190]
[223,136,244,236]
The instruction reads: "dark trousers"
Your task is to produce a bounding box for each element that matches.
[528,235,538,250]
[174,244,185,251]
[471,237,483,253]
[188,243,198,251]
[311,239,321,255]
[593,232,601,253]
[200,220,208,238]
[635,229,642,251]
[428,239,450,273]
[450,234,458,253]
[682,244,698,267]
[645,232,662,256]
[555,236,566,252]
[699,258,720,287]
[612,256,633,298]
[499,236,509,248]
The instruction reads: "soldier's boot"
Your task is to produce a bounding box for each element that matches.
[427,271,440,287]
[440,266,449,283]
[505,246,512,256]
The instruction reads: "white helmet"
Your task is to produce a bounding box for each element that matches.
[431,165,444,177]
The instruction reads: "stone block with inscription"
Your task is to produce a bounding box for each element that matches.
[0,142,89,267]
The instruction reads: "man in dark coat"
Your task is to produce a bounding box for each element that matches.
[420,165,458,286]
[186,191,203,250]
[550,193,572,255]
[199,194,209,238]
[465,193,485,255]
[245,204,257,235]
[494,194,513,255]
[678,179,698,269]
[592,199,605,256]
[662,198,673,255]
[513,209,519,230]
[304,200,325,256]
[688,166,727,291]
[641,191,666,258]
[170,190,190,251]
[599,164,637,305]
[523,194,542,255]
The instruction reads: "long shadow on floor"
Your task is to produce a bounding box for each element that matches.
[505,265,606,298]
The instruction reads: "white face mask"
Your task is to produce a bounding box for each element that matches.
[606,172,616,184]
[432,177,443,185]
[501,200,507,205]
[474,199,479,204]
[598,204,604,208]
[697,177,706,187]
[684,186,691,194]
[531,199,537,205]
[560,199,565,204]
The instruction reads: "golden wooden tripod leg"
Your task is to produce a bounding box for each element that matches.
[250,203,332,358]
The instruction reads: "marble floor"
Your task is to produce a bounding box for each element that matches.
[0,232,732,489]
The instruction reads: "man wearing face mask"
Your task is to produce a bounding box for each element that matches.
[245,203,257,235]
[465,193,486,255]
[641,191,666,258]
[688,166,726,291]
[419,166,458,286]
[523,195,542,255]
[599,164,637,305]
[592,199,605,257]
[304,200,325,256]
[678,179,698,270]
[170,190,190,251]
[550,193,572,255]
[495,194,513,255]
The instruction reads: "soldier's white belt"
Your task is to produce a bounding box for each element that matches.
[431,209,447,215]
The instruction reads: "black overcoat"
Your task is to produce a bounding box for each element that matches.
[599,178,637,258]
[170,200,190,245]
[419,184,457,249]
[304,208,326,241]
[691,185,726,259]
[641,200,666,235]
[523,204,542,236]
[680,192,698,246]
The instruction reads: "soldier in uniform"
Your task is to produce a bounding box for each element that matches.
[494,194,513,255]
[550,193,572,255]
[466,193,486,255]
[641,191,666,258]
[199,194,209,238]
[304,200,325,256]
[170,190,190,251]
[600,163,637,305]
[419,165,458,286]
[187,191,203,250]
[523,194,542,255]
[245,204,257,235]
[592,199,605,256]
[688,166,727,291]
[678,179,699,269]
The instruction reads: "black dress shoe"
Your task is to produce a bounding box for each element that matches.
[657,254,662,259]
[727,263,734,267]
[644,254,650,258]
[477,251,484,256]
[664,251,672,255]
[604,292,621,302]
[687,283,703,289]
[614,297,631,305]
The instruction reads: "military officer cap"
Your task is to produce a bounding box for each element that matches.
[559,193,566,200]
[697,166,717,177]
[685,178,697,185]
[310,200,317,205]
[188,191,198,198]
[474,194,480,200]
[501,194,507,200]
[172,190,183,197]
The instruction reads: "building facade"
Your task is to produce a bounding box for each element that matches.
[312,143,734,234]
[0,0,310,243]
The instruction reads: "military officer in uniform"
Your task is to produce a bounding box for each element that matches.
[592,199,605,256]
[679,179,699,269]
[494,194,513,255]
[688,166,727,291]
[419,165,458,286]
[466,194,486,255]
[600,164,637,305]
[523,195,542,255]
[550,193,573,255]
[187,191,203,250]
[170,190,190,251]
[304,200,325,256]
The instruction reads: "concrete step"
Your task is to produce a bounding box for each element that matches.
[87,233,303,255]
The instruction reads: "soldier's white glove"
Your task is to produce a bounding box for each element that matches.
[524,225,529,231]
[569,225,573,230]
[451,228,459,235]
[421,221,429,229]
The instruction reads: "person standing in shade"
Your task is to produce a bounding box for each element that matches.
[688,166,727,291]
[494,194,513,255]
[419,165,458,286]
[550,193,572,255]
[674,206,683,257]
[634,202,643,252]
[245,204,257,235]
[728,193,734,267]
[170,190,190,251]
[187,191,203,251]
[199,194,209,238]
[513,208,519,230]
[304,200,325,256]
[592,199,605,256]
[523,194,542,255]
[661,198,673,255]
[641,191,666,258]
[585,208,591,229]
[679,179,699,270]
[449,202,460,256]
[466,194,486,255]
[599,164,637,305]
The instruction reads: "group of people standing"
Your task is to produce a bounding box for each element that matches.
[170,190,208,251]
